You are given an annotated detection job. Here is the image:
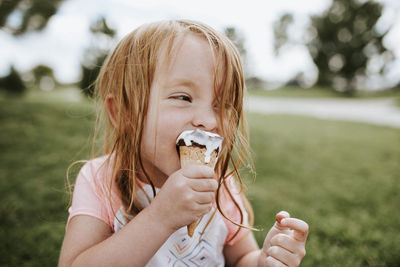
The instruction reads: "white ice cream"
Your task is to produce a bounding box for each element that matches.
[176,129,223,163]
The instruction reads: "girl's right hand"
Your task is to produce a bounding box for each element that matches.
[149,165,218,232]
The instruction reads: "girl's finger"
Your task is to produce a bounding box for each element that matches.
[181,165,214,179]
[265,256,288,267]
[270,233,296,253]
[268,245,304,267]
[276,211,290,224]
[197,203,213,216]
[280,218,309,242]
[270,233,307,259]
[190,178,218,192]
[272,211,291,236]
[193,191,215,205]
[274,211,291,231]
[267,245,296,267]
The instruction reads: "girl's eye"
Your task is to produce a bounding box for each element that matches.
[171,94,192,102]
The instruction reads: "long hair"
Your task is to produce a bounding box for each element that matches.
[92,19,255,234]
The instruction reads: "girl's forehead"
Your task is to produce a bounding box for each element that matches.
[154,32,226,89]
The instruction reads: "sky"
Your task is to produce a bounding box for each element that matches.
[1,0,400,88]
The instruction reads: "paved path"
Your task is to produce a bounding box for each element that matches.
[246,96,400,129]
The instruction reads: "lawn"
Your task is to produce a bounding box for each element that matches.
[247,114,400,266]
[0,90,399,266]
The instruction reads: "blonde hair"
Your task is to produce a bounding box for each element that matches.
[90,19,255,237]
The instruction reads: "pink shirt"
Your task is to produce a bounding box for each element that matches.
[68,155,250,266]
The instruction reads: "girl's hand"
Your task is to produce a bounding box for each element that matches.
[149,165,218,232]
[258,211,309,267]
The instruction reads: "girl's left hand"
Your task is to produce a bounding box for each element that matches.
[258,211,309,267]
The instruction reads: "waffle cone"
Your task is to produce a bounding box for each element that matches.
[179,146,218,168]
[179,145,218,237]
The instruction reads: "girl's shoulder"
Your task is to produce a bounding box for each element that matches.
[77,155,112,183]
[68,154,121,228]
[73,154,116,199]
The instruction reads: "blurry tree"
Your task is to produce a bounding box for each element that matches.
[0,0,66,36]
[274,0,394,95]
[273,13,294,56]
[0,66,26,94]
[31,64,56,91]
[31,64,53,80]
[80,17,116,97]
[224,27,248,74]
[246,76,267,90]
[286,72,306,88]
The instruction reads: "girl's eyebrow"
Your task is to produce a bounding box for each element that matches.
[168,78,197,89]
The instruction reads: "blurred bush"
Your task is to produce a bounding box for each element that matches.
[80,17,116,97]
[30,64,57,91]
[0,66,26,95]
[0,0,66,35]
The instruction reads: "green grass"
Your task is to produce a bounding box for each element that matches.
[1,90,399,266]
[0,95,95,266]
[248,114,400,266]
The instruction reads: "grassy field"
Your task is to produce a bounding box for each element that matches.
[247,114,400,266]
[0,90,399,266]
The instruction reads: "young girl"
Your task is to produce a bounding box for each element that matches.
[59,20,308,267]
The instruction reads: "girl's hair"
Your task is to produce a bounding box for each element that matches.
[92,19,255,236]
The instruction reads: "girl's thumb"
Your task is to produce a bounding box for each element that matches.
[275,210,290,230]
[262,211,291,250]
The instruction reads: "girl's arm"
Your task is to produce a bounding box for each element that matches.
[59,164,218,266]
[59,206,173,267]
[223,233,260,266]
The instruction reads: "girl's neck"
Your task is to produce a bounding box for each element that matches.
[136,165,168,188]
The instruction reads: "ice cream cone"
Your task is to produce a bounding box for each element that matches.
[179,146,218,168]
[179,146,218,237]
[176,129,223,238]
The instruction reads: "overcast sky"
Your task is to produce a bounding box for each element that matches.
[1,0,399,88]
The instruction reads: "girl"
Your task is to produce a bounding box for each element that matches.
[59,20,308,267]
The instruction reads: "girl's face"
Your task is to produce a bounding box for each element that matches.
[140,33,221,186]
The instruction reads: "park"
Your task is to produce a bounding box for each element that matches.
[1,0,400,266]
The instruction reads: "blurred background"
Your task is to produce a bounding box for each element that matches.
[0,0,399,266]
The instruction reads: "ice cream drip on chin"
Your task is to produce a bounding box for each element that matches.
[176,129,223,163]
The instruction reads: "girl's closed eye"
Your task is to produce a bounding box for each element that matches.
[170,94,192,103]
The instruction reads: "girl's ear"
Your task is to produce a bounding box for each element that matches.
[105,94,118,128]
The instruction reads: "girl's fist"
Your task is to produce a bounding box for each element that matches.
[259,211,309,267]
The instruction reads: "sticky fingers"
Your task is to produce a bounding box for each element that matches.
[270,233,297,254]
[181,165,215,179]
[193,191,215,205]
[267,245,301,267]
[265,255,288,267]
[189,178,218,192]
[280,218,309,242]
[276,211,290,224]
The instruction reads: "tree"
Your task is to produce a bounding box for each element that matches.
[0,0,66,36]
[273,13,294,56]
[274,0,394,94]
[80,17,116,97]
[0,66,26,94]
[224,27,248,74]
[31,64,57,91]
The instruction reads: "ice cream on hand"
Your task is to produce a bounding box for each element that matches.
[176,129,223,237]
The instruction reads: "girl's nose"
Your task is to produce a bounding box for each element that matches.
[192,105,218,132]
